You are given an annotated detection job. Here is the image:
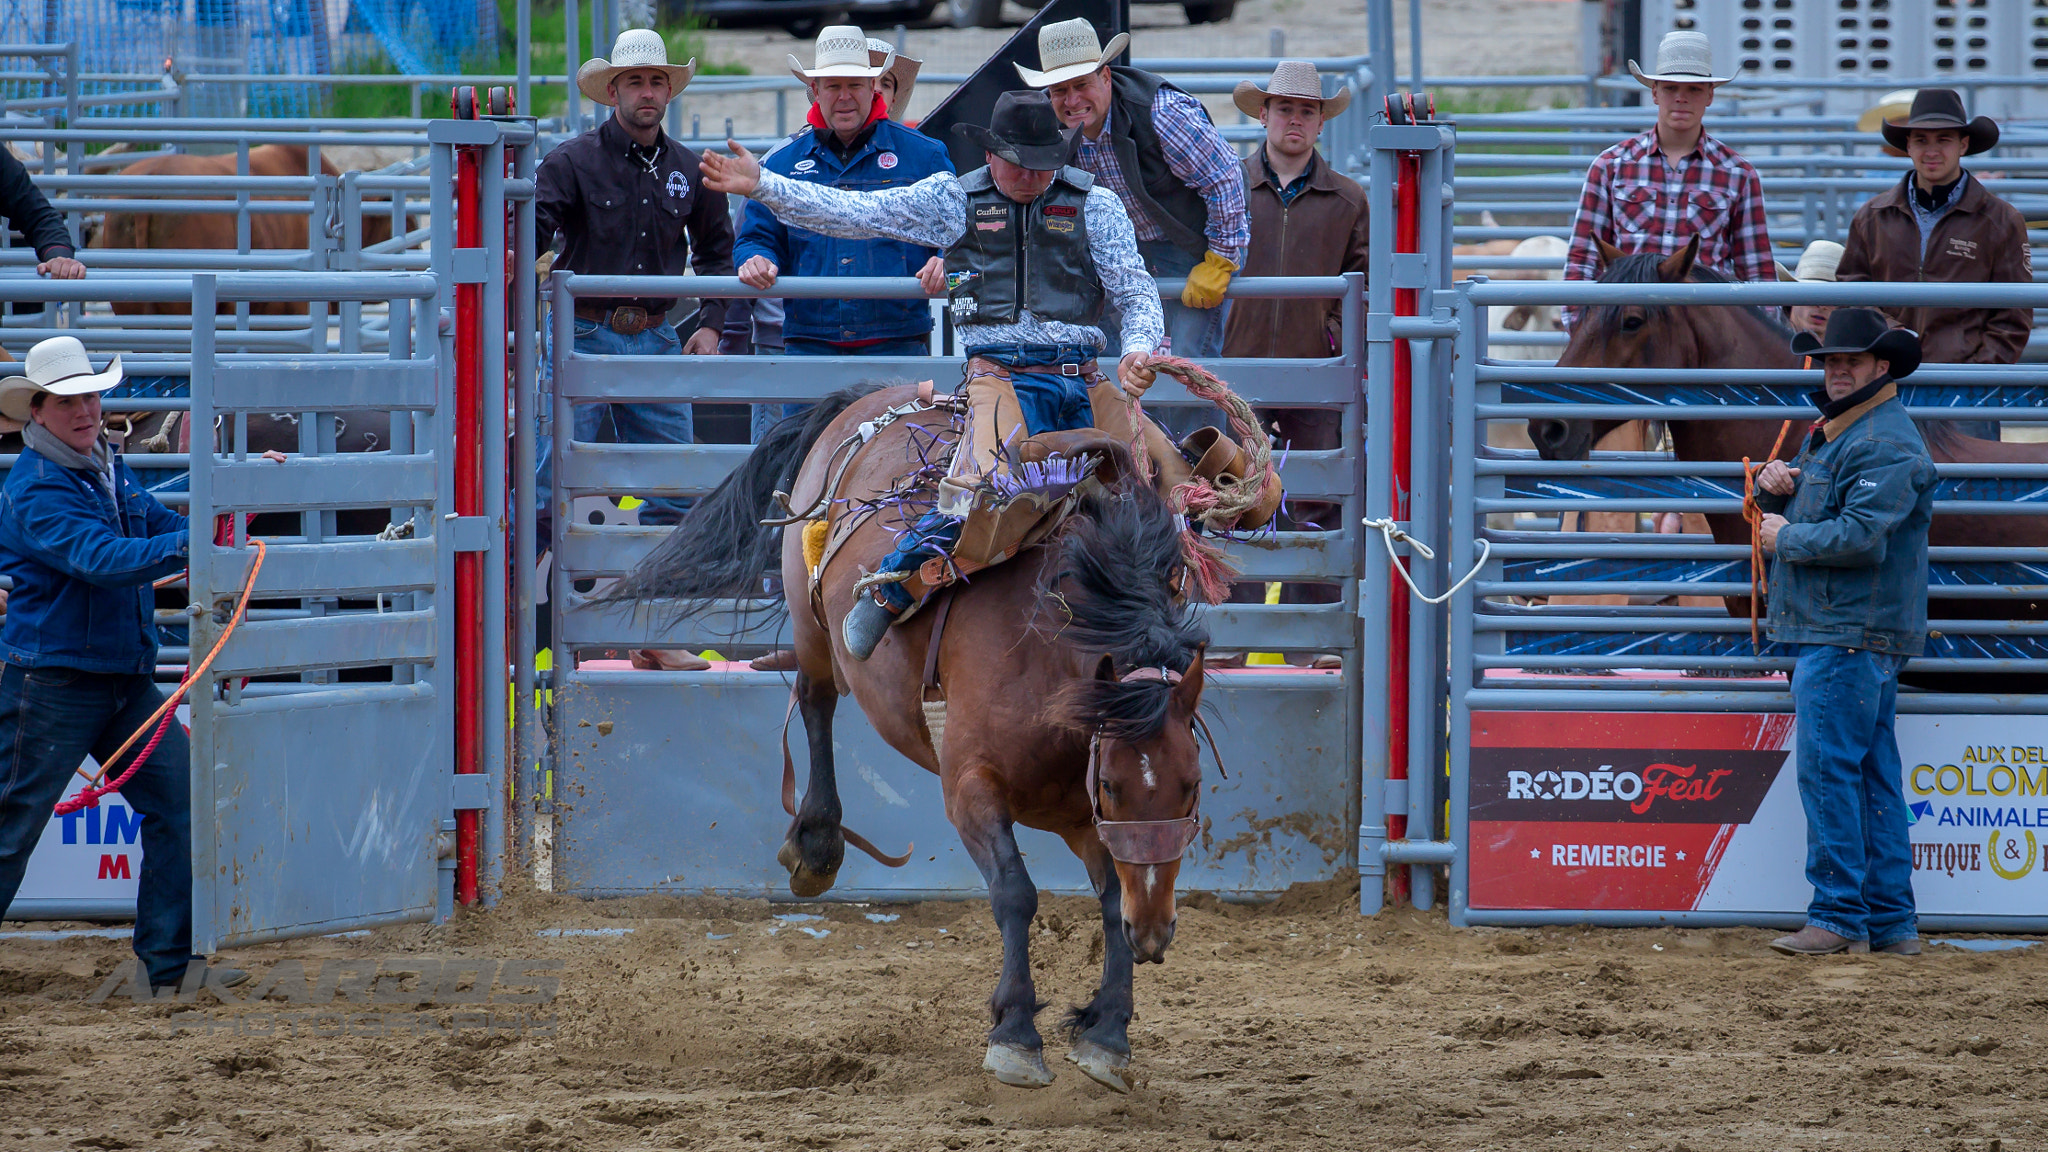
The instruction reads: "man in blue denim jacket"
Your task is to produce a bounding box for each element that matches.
[1755,309,1937,956]
[0,337,246,993]
[737,26,953,441]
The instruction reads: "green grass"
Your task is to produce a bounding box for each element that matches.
[326,0,747,121]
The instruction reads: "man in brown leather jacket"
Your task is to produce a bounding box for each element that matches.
[1836,89,2031,439]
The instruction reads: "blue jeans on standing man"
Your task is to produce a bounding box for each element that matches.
[537,318,695,526]
[1101,239,1229,440]
[0,664,202,989]
[1791,642,1917,948]
[748,335,931,443]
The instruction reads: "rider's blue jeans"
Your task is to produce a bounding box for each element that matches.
[0,664,202,988]
[1791,642,1917,947]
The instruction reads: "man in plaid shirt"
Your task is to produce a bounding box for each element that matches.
[1562,31,1773,329]
[1017,18,1249,362]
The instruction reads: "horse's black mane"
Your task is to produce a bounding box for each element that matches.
[1039,480,1209,741]
[1591,251,1792,338]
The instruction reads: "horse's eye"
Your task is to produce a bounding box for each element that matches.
[1620,312,1646,334]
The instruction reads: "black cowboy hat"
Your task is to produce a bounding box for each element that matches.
[951,90,1077,172]
[1790,307,1922,379]
[1880,88,1999,156]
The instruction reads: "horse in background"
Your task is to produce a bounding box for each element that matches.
[606,383,1214,1094]
[1527,239,2048,690]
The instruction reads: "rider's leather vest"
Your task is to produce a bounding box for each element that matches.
[945,166,1104,328]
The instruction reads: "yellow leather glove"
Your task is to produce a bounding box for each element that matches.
[1180,250,1237,310]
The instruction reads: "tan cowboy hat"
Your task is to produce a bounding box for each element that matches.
[1015,18,1128,89]
[1858,89,1918,156]
[1628,30,1733,87]
[1232,60,1350,119]
[868,38,922,121]
[0,336,122,424]
[1794,240,1845,282]
[788,25,893,83]
[577,29,695,107]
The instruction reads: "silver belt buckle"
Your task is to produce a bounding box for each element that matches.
[1060,362,1080,376]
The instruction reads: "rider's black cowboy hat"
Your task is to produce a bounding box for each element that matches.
[1880,88,1999,156]
[1791,307,1923,379]
[952,90,1077,172]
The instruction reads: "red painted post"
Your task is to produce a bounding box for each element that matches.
[1386,142,1421,907]
[452,87,484,906]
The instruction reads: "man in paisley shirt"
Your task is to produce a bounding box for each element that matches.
[1560,30,1773,331]
[700,90,1174,660]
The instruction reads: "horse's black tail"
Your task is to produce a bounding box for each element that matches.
[600,382,887,608]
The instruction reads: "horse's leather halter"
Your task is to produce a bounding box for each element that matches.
[1084,667,1218,866]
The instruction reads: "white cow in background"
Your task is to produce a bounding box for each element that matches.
[1482,235,1570,362]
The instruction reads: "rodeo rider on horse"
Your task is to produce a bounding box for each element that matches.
[700,88,1200,661]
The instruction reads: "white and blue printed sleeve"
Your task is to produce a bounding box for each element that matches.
[1083,186,1163,360]
[750,168,967,250]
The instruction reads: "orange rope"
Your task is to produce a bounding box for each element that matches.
[1741,421,1794,651]
[59,539,267,803]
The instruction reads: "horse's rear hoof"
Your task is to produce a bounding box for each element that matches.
[778,840,838,898]
[983,1043,1054,1089]
[1065,1040,1132,1094]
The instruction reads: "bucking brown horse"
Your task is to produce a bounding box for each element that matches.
[609,382,1212,1094]
[1527,239,2048,691]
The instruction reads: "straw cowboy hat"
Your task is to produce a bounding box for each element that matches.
[1628,30,1732,87]
[1858,88,1918,156]
[1791,308,1922,379]
[1880,88,2000,155]
[0,336,123,424]
[577,29,695,107]
[1793,240,1845,282]
[867,37,922,121]
[1015,18,1128,89]
[1232,60,1351,119]
[952,90,1078,172]
[788,25,893,84]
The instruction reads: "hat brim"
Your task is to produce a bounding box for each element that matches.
[953,122,1076,172]
[578,58,696,107]
[1014,32,1128,89]
[1231,79,1351,120]
[1627,60,1731,87]
[1790,329,1922,378]
[1880,113,1999,155]
[0,355,123,424]
[871,50,922,120]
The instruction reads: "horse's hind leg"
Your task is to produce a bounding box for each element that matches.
[950,770,1053,1089]
[1063,837,1136,1094]
[777,669,846,898]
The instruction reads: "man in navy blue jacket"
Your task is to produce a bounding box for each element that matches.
[0,337,243,994]
[737,26,953,440]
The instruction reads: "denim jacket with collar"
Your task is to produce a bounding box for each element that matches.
[733,118,954,344]
[1758,379,1938,655]
[0,447,188,673]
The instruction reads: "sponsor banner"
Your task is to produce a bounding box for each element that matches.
[1469,711,2048,918]
[12,706,190,911]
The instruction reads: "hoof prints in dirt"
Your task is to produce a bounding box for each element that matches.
[747,1051,877,1090]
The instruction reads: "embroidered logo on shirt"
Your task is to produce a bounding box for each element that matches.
[1044,204,1078,217]
[974,204,1007,217]
[976,221,1006,232]
[664,170,689,199]
[792,159,818,174]
[1044,219,1075,233]
[1857,478,1878,488]
[878,151,897,169]
[1946,236,1980,261]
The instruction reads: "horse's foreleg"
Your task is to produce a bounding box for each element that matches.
[1064,838,1136,1094]
[777,669,846,898]
[950,770,1052,1089]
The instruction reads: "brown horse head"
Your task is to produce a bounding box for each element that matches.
[1529,235,1793,459]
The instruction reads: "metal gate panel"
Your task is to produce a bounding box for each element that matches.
[186,272,454,953]
[552,674,1351,899]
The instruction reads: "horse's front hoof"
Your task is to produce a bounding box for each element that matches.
[778,839,838,898]
[1066,1040,1132,1094]
[983,1043,1054,1089]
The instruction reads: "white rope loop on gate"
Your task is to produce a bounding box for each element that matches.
[1362,517,1491,606]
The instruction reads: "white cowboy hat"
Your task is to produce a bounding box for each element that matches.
[868,38,922,121]
[1794,240,1845,282]
[0,336,122,424]
[1628,30,1733,87]
[1232,60,1350,120]
[1015,18,1129,89]
[788,25,893,83]
[577,29,696,107]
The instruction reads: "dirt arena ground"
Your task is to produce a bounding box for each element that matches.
[3,874,2042,1151]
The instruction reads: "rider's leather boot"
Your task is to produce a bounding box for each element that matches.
[1087,379,1194,492]
[844,594,901,662]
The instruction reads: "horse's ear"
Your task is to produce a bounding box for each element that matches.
[1173,649,1207,713]
[1093,654,1116,682]
[1594,237,1625,267]
[1657,235,1701,282]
